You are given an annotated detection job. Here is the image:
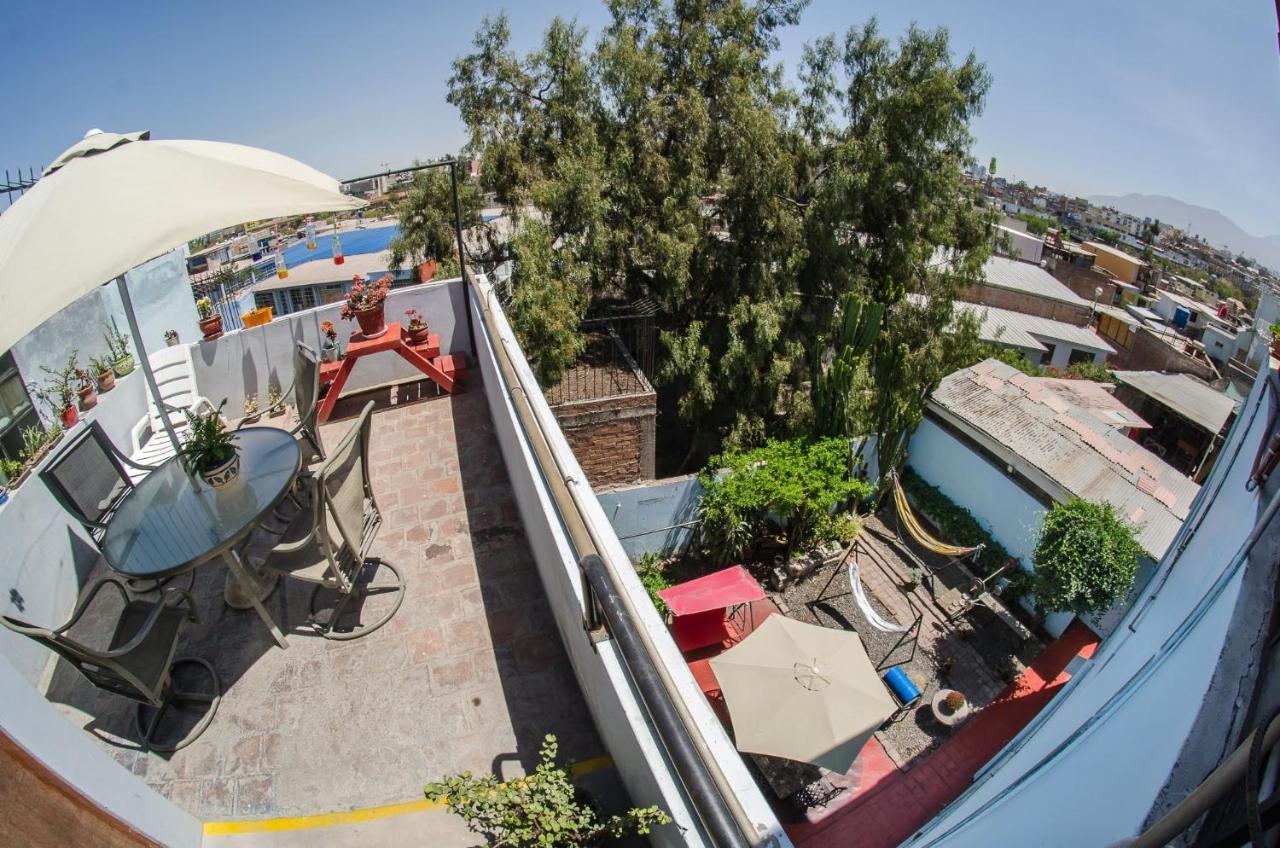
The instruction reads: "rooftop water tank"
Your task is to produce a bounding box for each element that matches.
[1173,306,1191,328]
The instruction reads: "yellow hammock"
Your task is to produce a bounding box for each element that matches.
[890,472,981,558]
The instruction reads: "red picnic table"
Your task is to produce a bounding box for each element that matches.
[317,322,466,423]
[658,565,766,654]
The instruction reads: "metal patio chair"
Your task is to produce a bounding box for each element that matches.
[1,580,220,751]
[40,421,179,593]
[263,401,404,640]
[240,341,325,468]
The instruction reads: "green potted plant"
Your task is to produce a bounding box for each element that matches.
[75,368,97,411]
[88,354,116,393]
[320,320,340,362]
[103,325,134,376]
[426,734,670,847]
[403,308,431,345]
[37,352,81,429]
[197,297,223,340]
[340,273,392,339]
[178,401,239,487]
[265,384,285,417]
[164,329,180,347]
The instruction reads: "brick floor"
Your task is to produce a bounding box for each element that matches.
[41,378,622,820]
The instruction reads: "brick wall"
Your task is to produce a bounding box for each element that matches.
[957,283,1091,326]
[1051,264,1121,307]
[551,390,657,487]
[1107,326,1220,381]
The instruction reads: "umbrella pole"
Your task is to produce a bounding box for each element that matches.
[114,275,183,452]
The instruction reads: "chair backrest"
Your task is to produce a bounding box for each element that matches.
[146,345,199,431]
[40,421,134,534]
[318,402,379,569]
[293,342,324,459]
[0,614,151,703]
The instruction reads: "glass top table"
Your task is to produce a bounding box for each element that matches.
[102,427,301,648]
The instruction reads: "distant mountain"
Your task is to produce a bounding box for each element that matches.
[1088,193,1280,272]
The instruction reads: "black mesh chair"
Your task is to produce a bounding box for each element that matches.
[242,342,325,468]
[2,580,220,751]
[39,422,176,592]
[265,401,404,640]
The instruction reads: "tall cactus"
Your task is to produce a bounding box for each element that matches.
[813,294,884,438]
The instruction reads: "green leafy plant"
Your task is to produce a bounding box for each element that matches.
[698,437,873,560]
[425,734,670,846]
[196,296,214,319]
[1061,360,1114,383]
[103,325,131,361]
[20,424,60,463]
[1,457,24,484]
[36,350,80,414]
[266,384,284,412]
[177,401,235,473]
[87,354,113,377]
[634,552,671,616]
[1031,498,1142,616]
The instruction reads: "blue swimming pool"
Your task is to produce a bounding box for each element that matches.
[281,225,399,267]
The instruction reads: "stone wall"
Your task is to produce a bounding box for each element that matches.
[958,283,1090,326]
[551,391,657,487]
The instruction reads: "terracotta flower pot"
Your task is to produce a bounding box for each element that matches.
[406,324,430,345]
[199,314,224,340]
[354,303,387,339]
[60,405,78,429]
[417,259,437,283]
[77,384,97,411]
[96,370,115,393]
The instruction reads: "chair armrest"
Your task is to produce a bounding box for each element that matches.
[54,578,131,634]
[129,416,151,455]
[101,586,197,658]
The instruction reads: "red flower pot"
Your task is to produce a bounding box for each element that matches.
[60,405,78,429]
[200,314,224,340]
[417,259,437,283]
[354,303,387,339]
[406,324,431,345]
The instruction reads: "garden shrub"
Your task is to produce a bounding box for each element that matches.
[634,551,671,616]
[1032,498,1142,615]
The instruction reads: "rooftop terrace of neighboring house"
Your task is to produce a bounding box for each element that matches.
[926,359,1199,559]
[1111,370,1239,435]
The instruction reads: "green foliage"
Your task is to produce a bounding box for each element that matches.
[450,5,994,468]
[388,168,485,277]
[698,437,872,558]
[425,734,670,846]
[0,457,22,484]
[1032,498,1142,616]
[812,295,883,439]
[1014,213,1053,236]
[1063,360,1114,382]
[36,350,80,414]
[195,296,214,319]
[177,401,235,473]
[634,552,671,616]
[899,467,1011,577]
[20,424,61,463]
[87,354,113,376]
[103,324,131,362]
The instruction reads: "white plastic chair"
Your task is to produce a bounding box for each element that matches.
[128,344,216,473]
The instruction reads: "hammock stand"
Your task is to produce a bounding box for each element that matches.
[888,470,985,597]
[811,535,923,669]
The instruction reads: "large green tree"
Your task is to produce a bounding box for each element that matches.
[388,166,485,281]
[449,3,995,471]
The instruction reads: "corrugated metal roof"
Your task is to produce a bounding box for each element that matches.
[953,301,1117,355]
[982,256,1089,306]
[928,359,1199,558]
[1111,371,1239,434]
[1036,377,1150,430]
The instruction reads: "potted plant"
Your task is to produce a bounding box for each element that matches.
[242,393,260,423]
[404,308,430,345]
[103,325,134,376]
[196,297,223,340]
[76,368,98,412]
[931,688,972,727]
[37,352,81,429]
[164,329,180,347]
[340,273,392,339]
[88,355,115,393]
[320,320,340,361]
[266,384,286,417]
[425,734,670,847]
[178,401,239,487]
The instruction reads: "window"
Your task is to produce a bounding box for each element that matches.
[0,352,38,462]
[320,284,345,305]
[1068,348,1095,366]
[289,287,317,313]
[253,291,276,311]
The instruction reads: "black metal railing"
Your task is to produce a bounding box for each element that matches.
[543,325,654,406]
[2,166,38,208]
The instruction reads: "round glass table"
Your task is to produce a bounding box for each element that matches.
[102,427,302,648]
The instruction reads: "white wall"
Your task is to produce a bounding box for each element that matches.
[470,277,787,848]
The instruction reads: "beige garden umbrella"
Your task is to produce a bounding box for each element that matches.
[0,129,365,446]
[709,615,896,774]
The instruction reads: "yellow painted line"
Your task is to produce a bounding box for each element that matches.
[202,755,614,837]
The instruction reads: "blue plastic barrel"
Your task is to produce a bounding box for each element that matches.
[882,665,920,705]
[1172,306,1191,328]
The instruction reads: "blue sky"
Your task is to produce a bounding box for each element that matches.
[3,1,1277,234]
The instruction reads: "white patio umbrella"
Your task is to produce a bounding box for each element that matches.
[709,614,896,774]
[0,129,365,447]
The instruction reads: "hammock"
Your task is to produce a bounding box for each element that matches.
[849,551,909,633]
[890,471,981,558]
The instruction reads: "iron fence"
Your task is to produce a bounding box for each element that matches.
[2,166,38,209]
[189,256,277,333]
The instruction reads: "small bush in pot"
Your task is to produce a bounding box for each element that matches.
[404,308,430,345]
[178,401,239,487]
[425,734,670,847]
[196,297,224,340]
[88,355,116,392]
[103,325,134,376]
[36,351,81,428]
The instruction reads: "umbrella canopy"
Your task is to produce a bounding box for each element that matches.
[709,615,896,774]
[0,130,365,353]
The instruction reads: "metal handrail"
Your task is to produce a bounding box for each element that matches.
[469,274,761,848]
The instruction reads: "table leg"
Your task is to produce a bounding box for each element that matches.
[222,549,289,649]
[394,343,455,393]
[317,355,357,423]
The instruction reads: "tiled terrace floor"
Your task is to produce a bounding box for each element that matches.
[41,379,621,822]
